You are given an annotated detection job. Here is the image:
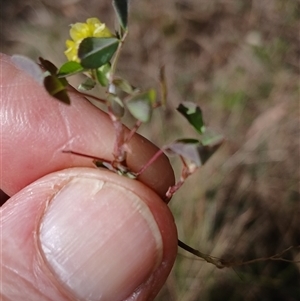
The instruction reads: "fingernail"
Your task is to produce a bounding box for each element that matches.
[39,177,163,301]
[11,55,44,85]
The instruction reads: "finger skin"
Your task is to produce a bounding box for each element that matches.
[0,52,178,300]
[1,168,178,301]
[0,53,175,199]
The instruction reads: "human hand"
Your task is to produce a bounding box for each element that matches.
[0,53,178,301]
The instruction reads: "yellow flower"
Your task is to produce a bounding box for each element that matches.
[64,18,113,62]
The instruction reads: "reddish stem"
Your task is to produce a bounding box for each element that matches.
[63,150,111,164]
[165,156,195,199]
[70,88,106,104]
[136,148,166,176]
[125,120,142,144]
[106,107,126,164]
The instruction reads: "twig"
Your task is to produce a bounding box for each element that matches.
[107,29,129,163]
[178,242,300,269]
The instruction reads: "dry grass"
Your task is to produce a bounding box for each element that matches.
[1,0,299,300]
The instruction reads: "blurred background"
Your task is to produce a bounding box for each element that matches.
[1,0,299,300]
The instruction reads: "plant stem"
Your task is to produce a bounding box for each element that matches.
[136,148,166,176]
[125,120,142,144]
[72,89,106,104]
[178,240,225,269]
[106,29,128,163]
[109,29,128,86]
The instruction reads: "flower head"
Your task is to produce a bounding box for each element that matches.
[64,18,113,62]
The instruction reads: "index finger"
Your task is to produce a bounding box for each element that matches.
[0,53,175,198]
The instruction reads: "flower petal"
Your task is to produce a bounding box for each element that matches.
[64,40,79,62]
[70,23,90,41]
[65,18,114,61]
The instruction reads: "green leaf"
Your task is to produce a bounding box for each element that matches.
[177,101,206,134]
[43,75,70,104]
[113,77,134,94]
[78,77,96,91]
[39,57,57,75]
[107,93,125,118]
[166,139,202,167]
[78,37,119,69]
[200,129,224,146]
[197,140,223,165]
[126,90,156,123]
[113,0,129,29]
[58,61,84,77]
[166,137,223,167]
[11,55,44,84]
[96,63,111,86]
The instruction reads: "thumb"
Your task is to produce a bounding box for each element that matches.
[1,168,177,301]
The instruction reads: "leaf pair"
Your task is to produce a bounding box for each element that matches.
[166,101,223,169]
[78,38,120,69]
[10,55,71,104]
[74,0,129,81]
[126,89,156,123]
[38,57,71,104]
[113,0,129,30]
[42,46,118,103]
[107,89,156,123]
[58,37,119,77]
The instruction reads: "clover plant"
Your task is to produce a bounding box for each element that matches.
[11,0,298,270]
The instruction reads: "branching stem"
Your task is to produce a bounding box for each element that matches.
[109,29,128,85]
[72,89,106,104]
[125,120,142,143]
[136,148,166,176]
[106,29,129,163]
[178,241,300,269]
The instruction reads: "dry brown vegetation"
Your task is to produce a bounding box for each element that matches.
[1,0,299,300]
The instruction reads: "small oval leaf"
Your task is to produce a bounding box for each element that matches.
[126,90,156,123]
[166,137,223,167]
[167,139,202,167]
[96,63,111,87]
[44,75,70,104]
[113,0,129,29]
[39,57,58,75]
[177,101,206,134]
[198,141,223,165]
[78,77,96,91]
[107,93,125,118]
[200,129,224,147]
[78,37,119,69]
[58,61,84,77]
[113,77,133,94]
